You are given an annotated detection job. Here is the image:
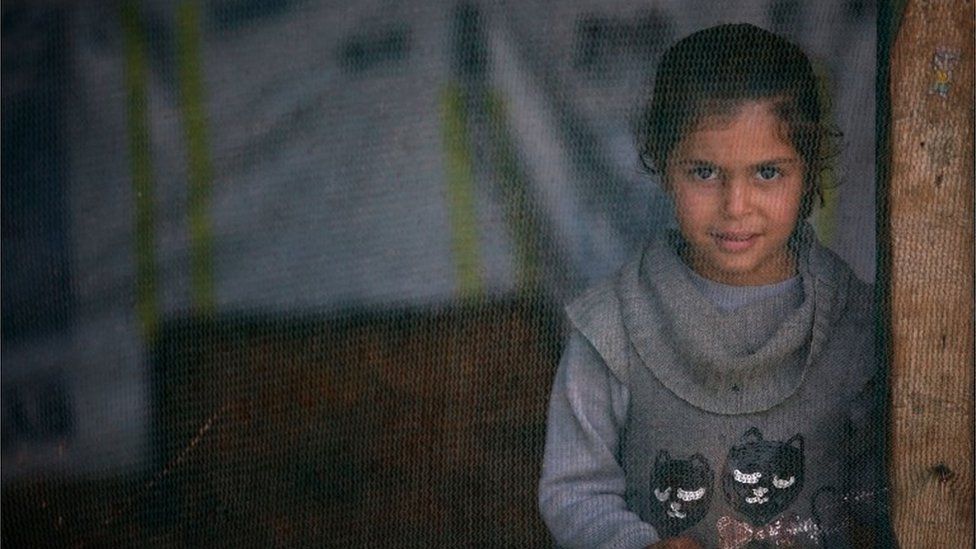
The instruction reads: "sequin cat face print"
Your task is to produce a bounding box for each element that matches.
[721,427,805,526]
[648,451,714,537]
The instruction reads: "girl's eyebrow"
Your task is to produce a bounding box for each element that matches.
[672,159,716,166]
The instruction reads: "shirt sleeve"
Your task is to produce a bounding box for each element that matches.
[538,330,660,549]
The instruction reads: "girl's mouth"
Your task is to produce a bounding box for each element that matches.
[712,231,758,252]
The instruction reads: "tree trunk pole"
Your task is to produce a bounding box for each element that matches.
[888,1,974,547]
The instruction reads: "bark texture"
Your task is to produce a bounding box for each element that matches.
[888,1,974,547]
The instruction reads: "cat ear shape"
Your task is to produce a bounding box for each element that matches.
[741,427,764,443]
[689,453,714,483]
[786,433,804,453]
[655,450,672,468]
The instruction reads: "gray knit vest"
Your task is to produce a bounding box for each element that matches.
[566,228,876,547]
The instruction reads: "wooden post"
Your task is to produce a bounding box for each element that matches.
[888,1,974,547]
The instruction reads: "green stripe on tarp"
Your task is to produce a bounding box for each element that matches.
[811,60,838,247]
[441,84,483,298]
[176,0,215,311]
[121,0,158,341]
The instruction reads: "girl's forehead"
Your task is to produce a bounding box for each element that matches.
[673,101,799,161]
[690,100,782,132]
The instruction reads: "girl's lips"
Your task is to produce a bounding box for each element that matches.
[712,231,759,252]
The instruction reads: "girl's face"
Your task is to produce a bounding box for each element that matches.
[665,101,805,286]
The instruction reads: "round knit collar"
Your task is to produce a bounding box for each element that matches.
[683,260,802,313]
[617,224,849,415]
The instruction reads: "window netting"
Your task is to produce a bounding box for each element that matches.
[2,1,889,547]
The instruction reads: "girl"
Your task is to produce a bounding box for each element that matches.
[538,24,891,548]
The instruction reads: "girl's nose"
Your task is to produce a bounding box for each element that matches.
[722,177,752,218]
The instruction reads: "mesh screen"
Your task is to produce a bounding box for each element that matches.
[2,1,886,547]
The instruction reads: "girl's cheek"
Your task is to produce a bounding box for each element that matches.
[771,189,804,219]
[674,194,718,224]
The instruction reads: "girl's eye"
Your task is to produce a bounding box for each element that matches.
[756,165,782,181]
[690,165,719,181]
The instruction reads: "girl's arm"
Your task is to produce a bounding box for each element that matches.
[538,331,661,548]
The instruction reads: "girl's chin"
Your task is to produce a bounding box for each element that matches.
[685,241,795,285]
[693,257,785,286]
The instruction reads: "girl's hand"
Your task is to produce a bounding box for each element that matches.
[647,536,703,549]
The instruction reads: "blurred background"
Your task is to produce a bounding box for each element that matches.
[2,0,876,546]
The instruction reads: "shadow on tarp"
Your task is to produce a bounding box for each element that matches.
[3,296,563,547]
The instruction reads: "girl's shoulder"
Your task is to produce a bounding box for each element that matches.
[808,241,881,393]
[811,241,876,324]
[564,256,643,385]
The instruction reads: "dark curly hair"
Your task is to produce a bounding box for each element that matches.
[637,23,840,219]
